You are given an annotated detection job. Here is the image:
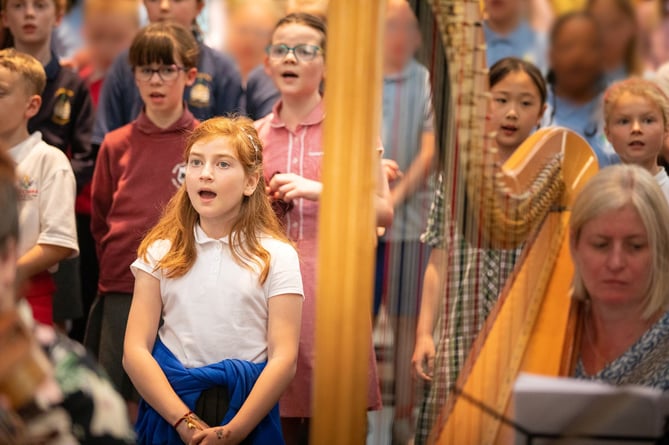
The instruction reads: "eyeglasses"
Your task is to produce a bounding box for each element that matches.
[265,44,323,62]
[134,65,185,83]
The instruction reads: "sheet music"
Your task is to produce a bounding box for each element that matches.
[513,372,669,445]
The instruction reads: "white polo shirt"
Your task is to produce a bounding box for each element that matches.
[131,224,303,368]
[656,169,669,204]
[9,132,79,258]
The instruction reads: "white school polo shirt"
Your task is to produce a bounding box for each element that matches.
[131,224,303,368]
[655,169,669,204]
[9,132,79,258]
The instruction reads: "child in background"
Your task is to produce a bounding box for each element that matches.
[483,0,548,72]
[603,77,669,201]
[124,117,303,445]
[78,0,140,107]
[1,0,94,190]
[225,0,282,84]
[412,58,548,445]
[93,0,242,148]
[543,12,617,167]
[244,0,326,120]
[374,0,435,442]
[586,0,643,84]
[0,150,135,445]
[2,0,94,330]
[69,0,140,343]
[0,49,78,326]
[87,22,199,412]
[256,12,393,444]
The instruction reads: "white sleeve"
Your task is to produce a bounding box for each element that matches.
[130,239,170,280]
[264,241,304,299]
[37,152,79,255]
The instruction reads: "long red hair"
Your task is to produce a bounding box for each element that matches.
[138,116,290,284]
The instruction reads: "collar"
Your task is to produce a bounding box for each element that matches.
[135,103,196,135]
[8,132,43,164]
[483,20,531,44]
[384,59,417,82]
[269,99,325,129]
[194,223,230,245]
[43,51,61,80]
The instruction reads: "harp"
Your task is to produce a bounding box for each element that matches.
[310,0,598,444]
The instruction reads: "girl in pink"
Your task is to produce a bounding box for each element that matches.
[254,12,393,444]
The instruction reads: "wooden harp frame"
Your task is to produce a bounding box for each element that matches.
[310,1,598,444]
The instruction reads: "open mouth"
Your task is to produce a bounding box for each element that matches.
[198,190,217,199]
[500,125,518,134]
[281,71,298,79]
[628,140,645,148]
[149,92,165,98]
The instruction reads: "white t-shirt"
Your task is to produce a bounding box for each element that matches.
[9,132,79,258]
[656,169,669,204]
[131,224,303,368]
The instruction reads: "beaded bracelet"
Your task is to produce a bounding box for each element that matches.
[173,411,196,430]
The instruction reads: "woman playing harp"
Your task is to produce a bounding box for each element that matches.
[411,57,548,445]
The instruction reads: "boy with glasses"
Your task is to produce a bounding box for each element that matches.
[87,21,198,410]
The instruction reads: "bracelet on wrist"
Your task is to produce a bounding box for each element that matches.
[173,411,194,430]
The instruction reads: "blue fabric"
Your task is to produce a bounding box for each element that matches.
[542,90,620,168]
[135,339,284,445]
[381,59,435,240]
[483,20,548,74]
[93,42,243,145]
[244,66,280,120]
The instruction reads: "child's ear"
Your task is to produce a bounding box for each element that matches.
[537,103,547,125]
[244,171,260,197]
[25,95,42,119]
[185,67,197,86]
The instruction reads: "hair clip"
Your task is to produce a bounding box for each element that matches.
[243,131,260,164]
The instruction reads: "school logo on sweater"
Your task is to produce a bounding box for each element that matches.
[189,74,211,108]
[172,163,186,188]
[17,175,38,200]
[52,88,74,125]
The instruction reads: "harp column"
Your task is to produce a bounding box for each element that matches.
[310,1,386,444]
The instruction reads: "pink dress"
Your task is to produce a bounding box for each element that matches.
[255,100,382,418]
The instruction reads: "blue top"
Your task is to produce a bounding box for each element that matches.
[382,59,435,241]
[135,338,284,445]
[28,52,94,190]
[244,65,280,120]
[93,41,243,145]
[483,20,548,73]
[542,90,619,168]
[575,311,669,391]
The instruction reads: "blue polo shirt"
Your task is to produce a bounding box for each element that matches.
[483,20,547,73]
[93,40,243,145]
[382,59,435,241]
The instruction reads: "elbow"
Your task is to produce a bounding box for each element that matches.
[377,203,394,228]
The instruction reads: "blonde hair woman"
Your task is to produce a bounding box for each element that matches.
[570,164,669,389]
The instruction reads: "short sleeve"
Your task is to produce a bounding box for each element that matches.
[421,172,446,248]
[264,240,304,299]
[129,239,171,280]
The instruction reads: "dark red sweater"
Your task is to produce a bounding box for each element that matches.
[91,108,197,294]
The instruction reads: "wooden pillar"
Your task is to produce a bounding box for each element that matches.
[310,1,386,443]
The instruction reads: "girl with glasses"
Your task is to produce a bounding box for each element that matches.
[87,21,199,416]
[255,12,393,445]
[92,0,243,149]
